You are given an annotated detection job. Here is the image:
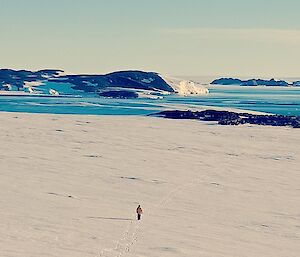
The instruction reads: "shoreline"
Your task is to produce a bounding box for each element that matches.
[0,103,269,117]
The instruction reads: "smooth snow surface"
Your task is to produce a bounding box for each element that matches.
[0,113,299,257]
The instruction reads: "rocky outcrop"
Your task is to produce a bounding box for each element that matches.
[211,78,291,86]
[0,69,211,98]
[54,70,175,93]
[0,69,63,90]
[241,79,289,86]
[0,69,174,94]
[152,110,300,128]
[211,78,243,85]
[293,81,300,86]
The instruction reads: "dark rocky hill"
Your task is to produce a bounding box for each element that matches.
[211,78,291,86]
[0,69,174,93]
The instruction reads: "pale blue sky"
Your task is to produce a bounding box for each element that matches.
[0,0,299,76]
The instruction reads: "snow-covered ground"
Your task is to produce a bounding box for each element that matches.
[0,113,299,257]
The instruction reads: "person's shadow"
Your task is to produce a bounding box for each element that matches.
[87,216,134,221]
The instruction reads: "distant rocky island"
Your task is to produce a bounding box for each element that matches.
[211,78,300,87]
[0,69,208,98]
[153,110,300,128]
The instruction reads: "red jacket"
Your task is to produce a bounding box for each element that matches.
[136,206,143,215]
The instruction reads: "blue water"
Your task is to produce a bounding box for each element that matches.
[0,86,299,116]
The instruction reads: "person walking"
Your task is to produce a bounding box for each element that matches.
[136,205,143,220]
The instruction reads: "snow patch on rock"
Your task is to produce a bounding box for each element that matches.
[141,78,154,83]
[23,81,44,88]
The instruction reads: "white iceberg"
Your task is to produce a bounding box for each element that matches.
[163,75,209,96]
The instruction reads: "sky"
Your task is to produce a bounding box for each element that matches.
[0,0,300,77]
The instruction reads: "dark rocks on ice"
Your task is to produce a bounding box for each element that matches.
[152,110,300,128]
